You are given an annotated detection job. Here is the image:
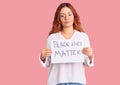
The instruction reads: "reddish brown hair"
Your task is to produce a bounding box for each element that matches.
[49,3,84,35]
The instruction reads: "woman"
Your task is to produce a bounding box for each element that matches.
[39,3,94,85]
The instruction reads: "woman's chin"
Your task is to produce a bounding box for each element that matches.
[63,24,73,28]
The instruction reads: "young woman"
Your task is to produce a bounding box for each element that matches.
[39,3,94,85]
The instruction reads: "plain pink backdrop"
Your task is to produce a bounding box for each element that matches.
[0,0,120,85]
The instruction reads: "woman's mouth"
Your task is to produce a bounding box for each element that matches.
[64,21,70,24]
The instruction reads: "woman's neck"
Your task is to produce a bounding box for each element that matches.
[62,26,74,34]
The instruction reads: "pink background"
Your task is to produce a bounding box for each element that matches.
[0,0,120,85]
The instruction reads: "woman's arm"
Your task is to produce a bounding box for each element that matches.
[82,33,94,66]
[39,36,52,67]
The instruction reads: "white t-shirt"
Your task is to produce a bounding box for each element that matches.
[39,30,94,85]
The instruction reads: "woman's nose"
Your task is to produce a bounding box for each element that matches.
[65,15,69,20]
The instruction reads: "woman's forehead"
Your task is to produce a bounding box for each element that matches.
[60,7,72,14]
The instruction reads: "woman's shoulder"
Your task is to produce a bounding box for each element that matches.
[75,30,88,37]
[47,32,60,40]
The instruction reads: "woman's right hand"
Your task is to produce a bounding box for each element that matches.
[41,48,52,61]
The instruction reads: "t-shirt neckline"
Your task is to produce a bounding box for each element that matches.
[59,30,76,40]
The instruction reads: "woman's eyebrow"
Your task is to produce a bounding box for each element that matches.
[60,12,72,14]
[60,13,65,14]
[67,12,72,13]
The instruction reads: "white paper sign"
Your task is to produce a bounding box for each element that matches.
[51,39,85,63]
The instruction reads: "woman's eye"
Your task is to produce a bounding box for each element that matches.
[68,13,72,16]
[60,15,64,18]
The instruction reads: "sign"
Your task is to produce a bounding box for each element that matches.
[51,39,85,63]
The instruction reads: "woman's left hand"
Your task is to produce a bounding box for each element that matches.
[82,47,93,58]
[82,47,94,64]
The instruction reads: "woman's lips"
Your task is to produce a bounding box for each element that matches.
[64,21,70,24]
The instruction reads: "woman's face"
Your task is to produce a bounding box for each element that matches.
[60,7,74,28]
